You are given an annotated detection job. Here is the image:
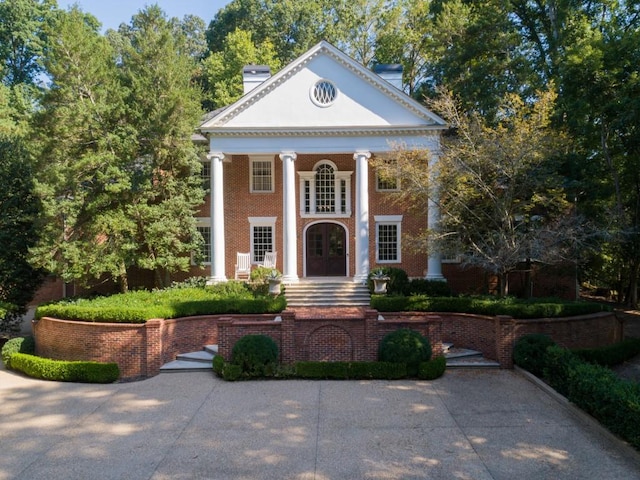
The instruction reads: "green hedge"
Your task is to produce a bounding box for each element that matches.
[543,345,640,449]
[371,295,610,319]
[418,356,447,380]
[9,353,120,383]
[1,335,35,368]
[573,338,640,367]
[35,285,287,323]
[295,361,408,380]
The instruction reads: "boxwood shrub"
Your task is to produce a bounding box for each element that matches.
[513,334,557,377]
[371,295,610,319]
[294,361,407,380]
[378,329,432,376]
[572,338,640,367]
[1,335,35,369]
[231,334,279,377]
[9,353,119,383]
[418,356,447,380]
[543,345,640,449]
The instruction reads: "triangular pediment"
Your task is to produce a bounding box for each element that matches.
[200,41,446,134]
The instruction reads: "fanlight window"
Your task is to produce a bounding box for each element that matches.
[299,161,352,217]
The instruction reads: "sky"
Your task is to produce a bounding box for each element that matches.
[58,0,231,31]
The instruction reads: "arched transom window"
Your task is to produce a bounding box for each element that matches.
[299,161,352,217]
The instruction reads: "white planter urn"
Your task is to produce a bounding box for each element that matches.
[372,277,390,294]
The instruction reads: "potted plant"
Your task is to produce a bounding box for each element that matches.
[371,268,390,294]
[267,270,282,295]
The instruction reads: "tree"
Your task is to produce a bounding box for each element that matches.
[115,5,205,289]
[0,137,43,332]
[30,7,138,292]
[375,89,582,296]
[202,28,281,108]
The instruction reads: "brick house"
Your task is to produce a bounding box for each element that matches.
[193,40,448,285]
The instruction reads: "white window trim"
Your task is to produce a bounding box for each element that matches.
[375,170,401,192]
[374,215,402,264]
[249,216,277,265]
[250,155,275,193]
[193,217,211,265]
[298,160,352,218]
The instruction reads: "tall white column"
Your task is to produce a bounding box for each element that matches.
[354,150,371,283]
[280,152,299,283]
[426,151,445,281]
[208,152,227,283]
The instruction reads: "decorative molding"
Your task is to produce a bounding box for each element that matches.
[207,127,443,138]
[200,42,447,131]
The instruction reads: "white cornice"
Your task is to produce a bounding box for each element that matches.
[204,126,444,138]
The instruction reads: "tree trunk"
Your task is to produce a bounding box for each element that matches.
[118,261,129,293]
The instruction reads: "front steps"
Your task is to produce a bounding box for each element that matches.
[284,280,370,307]
[160,345,217,373]
[443,342,500,368]
[159,343,500,372]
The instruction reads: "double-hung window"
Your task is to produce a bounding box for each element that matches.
[375,215,402,263]
[193,219,211,265]
[249,217,276,264]
[250,155,274,193]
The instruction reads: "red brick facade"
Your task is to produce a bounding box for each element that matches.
[33,309,621,380]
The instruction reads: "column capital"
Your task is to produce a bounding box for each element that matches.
[353,150,371,161]
[279,151,297,161]
[206,151,225,161]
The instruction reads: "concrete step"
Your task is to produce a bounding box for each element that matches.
[160,345,217,373]
[444,347,500,368]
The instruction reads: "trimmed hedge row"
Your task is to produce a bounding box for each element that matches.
[1,335,35,368]
[9,353,120,383]
[35,285,287,323]
[573,338,640,367]
[543,345,640,449]
[372,295,610,319]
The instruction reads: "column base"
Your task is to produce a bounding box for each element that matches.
[282,274,299,284]
[206,276,228,285]
[425,273,447,282]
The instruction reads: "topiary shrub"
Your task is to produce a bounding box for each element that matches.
[1,335,35,369]
[513,334,557,377]
[231,334,279,377]
[378,329,432,376]
[418,356,446,380]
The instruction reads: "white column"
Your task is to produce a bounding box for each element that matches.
[354,150,371,283]
[426,151,445,281]
[280,152,299,283]
[208,152,227,283]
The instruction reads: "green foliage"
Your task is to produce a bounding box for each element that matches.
[35,286,286,323]
[1,335,35,369]
[418,356,446,380]
[378,329,432,376]
[572,338,640,368]
[221,362,242,381]
[542,346,640,449]
[367,267,409,295]
[513,334,557,377]
[294,361,407,380]
[371,295,610,318]
[231,334,279,377]
[212,355,224,376]
[0,137,44,322]
[9,353,119,383]
[408,279,453,297]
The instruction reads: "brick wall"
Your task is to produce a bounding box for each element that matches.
[33,309,619,381]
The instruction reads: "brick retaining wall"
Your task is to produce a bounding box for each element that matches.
[33,310,622,381]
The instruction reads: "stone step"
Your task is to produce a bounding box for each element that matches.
[285,281,370,307]
[160,345,217,373]
[444,346,501,368]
